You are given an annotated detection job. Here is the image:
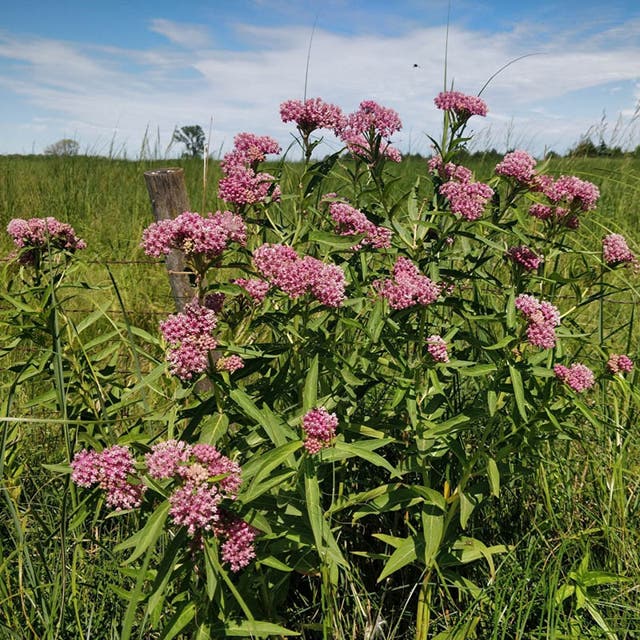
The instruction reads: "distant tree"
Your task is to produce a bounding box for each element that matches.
[568,137,599,157]
[44,138,80,156]
[172,125,205,159]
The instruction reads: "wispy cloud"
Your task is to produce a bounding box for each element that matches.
[0,17,638,156]
[149,19,212,49]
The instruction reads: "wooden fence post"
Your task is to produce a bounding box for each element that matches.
[144,168,194,312]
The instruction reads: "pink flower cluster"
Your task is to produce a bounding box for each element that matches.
[218,133,281,207]
[434,91,488,118]
[302,407,338,454]
[216,355,245,373]
[428,156,473,183]
[234,277,271,303]
[439,180,494,221]
[72,440,254,570]
[515,294,561,349]
[329,201,392,249]
[71,445,145,511]
[506,246,544,271]
[528,203,576,228]
[224,132,281,170]
[426,335,449,363]
[607,354,634,375]
[376,257,441,310]
[141,210,246,260]
[143,441,242,537]
[159,301,218,380]
[543,175,600,211]
[215,513,258,571]
[554,363,595,392]
[253,243,346,307]
[602,233,636,267]
[337,100,402,163]
[7,216,86,264]
[279,97,345,136]
[495,150,537,184]
[528,175,600,228]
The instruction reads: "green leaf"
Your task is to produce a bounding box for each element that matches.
[158,601,196,640]
[455,363,497,377]
[487,458,500,497]
[421,509,444,568]
[327,484,394,515]
[229,389,295,446]
[0,290,38,313]
[508,364,527,420]
[449,537,507,576]
[308,230,360,248]
[221,621,300,636]
[302,354,318,411]
[146,534,185,621]
[258,556,294,572]
[483,335,515,351]
[114,500,169,564]
[371,533,408,548]
[377,536,418,582]
[242,469,297,504]
[241,440,302,483]
[330,441,401,478]
[304,461,324,554]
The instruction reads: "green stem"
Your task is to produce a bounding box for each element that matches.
[415,571,432,640]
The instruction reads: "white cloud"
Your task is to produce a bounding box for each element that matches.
[149,19,212,49]
[0,19,639,157]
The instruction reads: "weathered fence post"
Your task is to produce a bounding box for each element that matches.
[144,168,193,312]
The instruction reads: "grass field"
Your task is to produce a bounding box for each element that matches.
[1,150,640,639]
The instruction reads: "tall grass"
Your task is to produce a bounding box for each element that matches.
[1,148,640,638]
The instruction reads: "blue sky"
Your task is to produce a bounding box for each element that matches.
[1,0,639,157]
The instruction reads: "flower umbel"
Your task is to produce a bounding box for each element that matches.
[515,294,561,349]
[554,363,595,392]
[302,407,338,454]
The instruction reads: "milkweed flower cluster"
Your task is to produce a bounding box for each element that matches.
[204,292,225,313]
[215,513,258,571]
[7,216,86,264]
[495,150,538,185]
[72,440,253,570]
[439,179,494,221]
[337,100,402,163]
[543,176,600,211]
[218,133,281,207]
[328,201,392,249]
[216,355,245,373]
[506,245,544,271]
[434,91,488,119]
[302,407,338,454]
[141,210,246,260]
[159,301,218,380]
[253,243,346,307]
[147,442,242,537]
[71,445,145,511]
[515,294,561,349]
[529,175,600,229]
[428,155,473,183]
[234,277,271,303]
[554,363,595,392]
[606,353,634,375]
[602,233,636,267]
[224,132,281,170]
[279,97,345,136]
[376,257,441,310]
[426,335,449,363]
